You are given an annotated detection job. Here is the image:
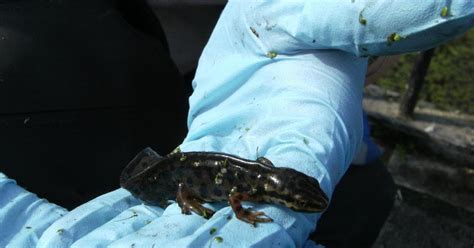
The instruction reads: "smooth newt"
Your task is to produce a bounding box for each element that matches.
[120,147,329,225]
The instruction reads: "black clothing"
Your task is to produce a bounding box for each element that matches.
[312,160,396,248]
[0,0,191,208]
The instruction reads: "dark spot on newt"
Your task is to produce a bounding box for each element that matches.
[241,184,250,192]
[237,172,245,181]
[277,182,286,192]
[193,168,203,178]
[256,185,265,193]
[297,180,308,189]
[264,191,279,199]
[173,169,183,179]
[249,173,257,181]
[287,181,296,189]
[146,176,154,183]
[225,173,235,184]
[213,187,223,197]
[199,183,208,196]
[186,177,194,187]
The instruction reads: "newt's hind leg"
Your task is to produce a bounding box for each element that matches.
[177,183,215,219]
[228,189,273,226]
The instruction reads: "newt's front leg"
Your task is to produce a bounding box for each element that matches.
[228,188,273,225]
[177,183,215,218]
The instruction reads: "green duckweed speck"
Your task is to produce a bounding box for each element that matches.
[214,236,223,243]
[266,51,278,59]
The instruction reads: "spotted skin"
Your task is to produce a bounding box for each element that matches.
[120,147,329,225]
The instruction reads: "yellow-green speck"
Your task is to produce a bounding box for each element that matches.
[222,159,228,167]
[266,51,278,59]
[214,173,224,185]
[210,228,217,235]
[180,155,187,161]
[359,13,367,25]
[387,33,404,45]
[171,146,181,155]
[441,6,449,17]
[214,236,224,243]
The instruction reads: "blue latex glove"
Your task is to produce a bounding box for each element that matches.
[0,173,68,247]
[1,1,472,247]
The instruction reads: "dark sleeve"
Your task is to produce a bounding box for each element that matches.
[0,0,188,209]
[116,0,170,53]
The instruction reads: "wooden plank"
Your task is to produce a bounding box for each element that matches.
[367,111,474,168]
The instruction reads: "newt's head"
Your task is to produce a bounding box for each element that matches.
[263,168,329,212]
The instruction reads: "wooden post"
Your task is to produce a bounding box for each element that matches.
[399,48,436,119]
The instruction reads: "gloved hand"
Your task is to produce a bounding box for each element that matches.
[0,173,68,247]
[1,1,472,247]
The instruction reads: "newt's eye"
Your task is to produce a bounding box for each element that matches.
[297,200,307,206]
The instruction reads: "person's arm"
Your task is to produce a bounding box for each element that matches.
[240,0,473,56]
